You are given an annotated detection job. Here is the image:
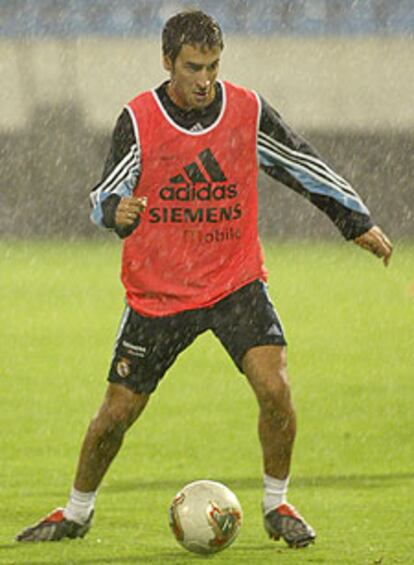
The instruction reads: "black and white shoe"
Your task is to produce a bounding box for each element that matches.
[264,503,316,548]
[16,507,93,542]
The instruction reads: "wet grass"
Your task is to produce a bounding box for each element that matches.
[1,238,413,564]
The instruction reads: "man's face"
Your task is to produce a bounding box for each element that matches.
[163,43,221,110]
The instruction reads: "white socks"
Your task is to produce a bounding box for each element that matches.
[63,476,288,524]
[64,487,96,525]
[63,477,286,523]
[263,474,289,515]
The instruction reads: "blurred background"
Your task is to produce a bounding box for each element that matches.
[1,0,413,239]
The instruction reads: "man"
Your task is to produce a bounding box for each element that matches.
[16,10,392,548]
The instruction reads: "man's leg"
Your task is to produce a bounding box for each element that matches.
[16,383,149,542]
[242,345,295,480]
[17,303,205,542]
[73,383,149,493]
[242,344,315,548]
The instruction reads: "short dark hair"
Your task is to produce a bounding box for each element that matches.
[162,10,224,64]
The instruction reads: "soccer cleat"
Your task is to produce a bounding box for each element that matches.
[15,507,93,542]
[264,503,316,548]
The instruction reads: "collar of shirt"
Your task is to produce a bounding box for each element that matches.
[155,81,223,131]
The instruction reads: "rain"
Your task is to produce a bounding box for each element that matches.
[1,0,413,238]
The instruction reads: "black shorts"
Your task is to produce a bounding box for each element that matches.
[108,279,287,395]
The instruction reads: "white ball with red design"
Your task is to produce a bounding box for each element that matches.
[169,480,243,555]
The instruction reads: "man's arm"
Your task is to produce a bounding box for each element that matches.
[257,96,392,265]
[89,109,146,238]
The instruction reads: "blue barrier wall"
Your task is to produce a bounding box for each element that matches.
[1,0,414,38]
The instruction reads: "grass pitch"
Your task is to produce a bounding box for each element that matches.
[0,239,413,564]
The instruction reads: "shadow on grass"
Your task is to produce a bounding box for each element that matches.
[0,544,288,565]
[102,472,414,493]
[0,554,195,565]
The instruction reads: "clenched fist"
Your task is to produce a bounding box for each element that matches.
[115,196,148,228]
[354,225,393,266]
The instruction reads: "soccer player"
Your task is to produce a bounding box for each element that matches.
[16,10,392,547]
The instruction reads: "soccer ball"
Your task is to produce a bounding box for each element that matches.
[169,480,243,555]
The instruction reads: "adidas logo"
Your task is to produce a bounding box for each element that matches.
[190,122,204,132]
[159,148,238,201]
[148,147,242,226]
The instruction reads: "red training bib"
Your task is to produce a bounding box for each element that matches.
[122,80,267,316]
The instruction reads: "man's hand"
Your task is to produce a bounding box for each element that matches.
[354,225,393,266]
[115,196,148,228]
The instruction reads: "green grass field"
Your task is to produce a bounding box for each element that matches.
[1,239,413,564]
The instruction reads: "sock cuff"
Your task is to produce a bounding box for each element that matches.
[70,487,97,504]
[263,474,290,489]
[263,474,290,514]
[64,487,97,524]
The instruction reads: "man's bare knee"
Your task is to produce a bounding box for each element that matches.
[243,345,291,407]
[93,383,150,437]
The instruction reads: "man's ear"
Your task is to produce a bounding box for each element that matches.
[163,54,173,72]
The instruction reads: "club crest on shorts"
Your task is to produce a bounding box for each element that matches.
[116,357,131,378]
